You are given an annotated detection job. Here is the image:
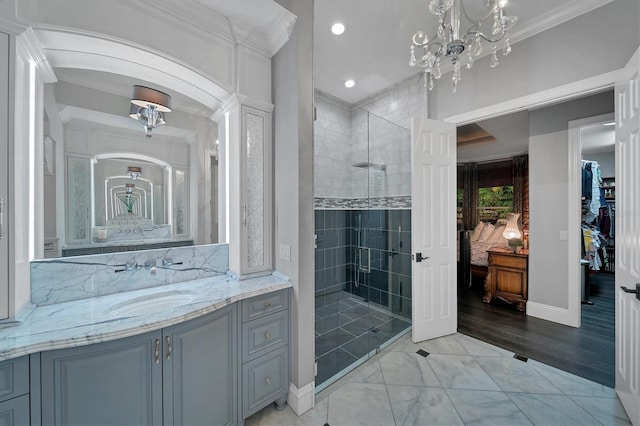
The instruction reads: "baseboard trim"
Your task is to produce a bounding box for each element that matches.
[287,381,315,416]
[527,301,579,328]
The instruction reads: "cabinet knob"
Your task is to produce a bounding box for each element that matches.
[265,377,271,385]
[265,332,271,339]
[264,301,272,308]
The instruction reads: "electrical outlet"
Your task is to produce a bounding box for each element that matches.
[279,244,291,261]
[559,231,568,241]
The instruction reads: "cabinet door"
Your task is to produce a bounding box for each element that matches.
[163,305,237,426]
[41,331,162,426]
[0,395,29,426]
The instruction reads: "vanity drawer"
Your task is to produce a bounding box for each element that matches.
[242,311,289,362]
[0,356,29,403]
[242,347,288,418]
[242,290,289,322]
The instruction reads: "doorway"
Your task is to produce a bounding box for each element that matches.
[456,95,617,388]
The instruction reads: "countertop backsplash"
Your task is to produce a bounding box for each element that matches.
[30,243,229,306]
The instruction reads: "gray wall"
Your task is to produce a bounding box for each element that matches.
[273,0,316,395]
[584,152,615,178]
[529,91,614,309]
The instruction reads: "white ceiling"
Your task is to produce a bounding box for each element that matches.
[313,0,614,105]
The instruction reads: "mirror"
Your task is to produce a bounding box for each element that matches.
[41,70,221,258]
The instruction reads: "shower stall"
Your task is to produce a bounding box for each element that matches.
[314,97,412,389]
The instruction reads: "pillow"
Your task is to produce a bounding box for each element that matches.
[488,224,506,244]
[478,222,495,242]
[470,222,485,241]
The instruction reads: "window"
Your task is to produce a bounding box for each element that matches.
[478,186,513,222]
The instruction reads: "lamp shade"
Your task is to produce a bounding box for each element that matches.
[131,85,172,112]
[502,213,522,240]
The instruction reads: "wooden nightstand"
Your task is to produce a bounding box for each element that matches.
[483,248,529,311]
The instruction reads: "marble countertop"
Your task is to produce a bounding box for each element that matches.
[0,273,291,361]
[62,237,194,249]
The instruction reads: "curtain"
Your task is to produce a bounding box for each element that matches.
[512,155,528,227]
[462,163,478,229]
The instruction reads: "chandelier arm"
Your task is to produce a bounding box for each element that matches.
[412,31,441,48]
[460,0,497,26]
[466,29,507,44]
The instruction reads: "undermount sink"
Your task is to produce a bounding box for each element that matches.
[105,291,197,318]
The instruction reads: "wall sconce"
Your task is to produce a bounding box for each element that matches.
[127,166,142,180]
[130,85,171,138]
[125,183,135,194]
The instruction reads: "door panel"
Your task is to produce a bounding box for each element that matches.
[411,117,457,342]
[615,47,640,426]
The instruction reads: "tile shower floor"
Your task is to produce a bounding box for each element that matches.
[314,292,412,386]
[246,332,631,426]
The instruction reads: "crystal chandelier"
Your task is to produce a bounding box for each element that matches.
[409,0,517,92]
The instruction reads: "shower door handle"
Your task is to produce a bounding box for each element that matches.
[358,247,371,273]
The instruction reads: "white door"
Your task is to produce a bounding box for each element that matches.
[411,116,457,342]
[615,47,640,426]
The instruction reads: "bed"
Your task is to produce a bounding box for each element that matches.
[458,220,510,286]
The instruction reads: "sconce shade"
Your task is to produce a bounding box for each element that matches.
[502,213,522,240]
[131,85,172,112]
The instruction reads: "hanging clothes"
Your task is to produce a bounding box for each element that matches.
[581,161,603,223]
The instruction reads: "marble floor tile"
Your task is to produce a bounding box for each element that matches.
[344,359,385,385]
[475,356,561,394]
[445,388,533,425]
[417,334,469,355]
[379,351,441,387]
[327,382,396,426]
[570,395,633,426]
[428,354,501,391]
[255,397,329,426]
[453,333,514,357]
[528,358,618,398]
[508,392,601,425]
[387,384,464,426]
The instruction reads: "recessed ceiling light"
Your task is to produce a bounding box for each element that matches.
[344,79,355,88]
[331,22,346,35]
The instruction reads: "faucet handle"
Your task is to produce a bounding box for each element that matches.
[144,259,156,269]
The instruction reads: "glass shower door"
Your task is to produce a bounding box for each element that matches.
[313,108,412,391]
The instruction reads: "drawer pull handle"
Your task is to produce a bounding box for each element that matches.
[154,339,160,364]
[166,336,172,360]
[265,377,271,385]
[265,332,271,339]
[264,301,272,308]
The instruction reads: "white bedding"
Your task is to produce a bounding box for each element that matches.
[458,222,510,267]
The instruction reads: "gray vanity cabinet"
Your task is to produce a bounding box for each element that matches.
[240,290,289,419]
[40,305,238,426]
[40,331,163,425]
[0,356,30,426]
[162,306,237,426]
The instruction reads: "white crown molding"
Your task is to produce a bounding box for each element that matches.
[35,28,230,111]
[117,0,294,58]
[58,105,197,144]
[17,27,56,83]
[508,0,616,45]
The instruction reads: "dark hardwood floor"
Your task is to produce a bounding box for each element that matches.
[457,272,615,387]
